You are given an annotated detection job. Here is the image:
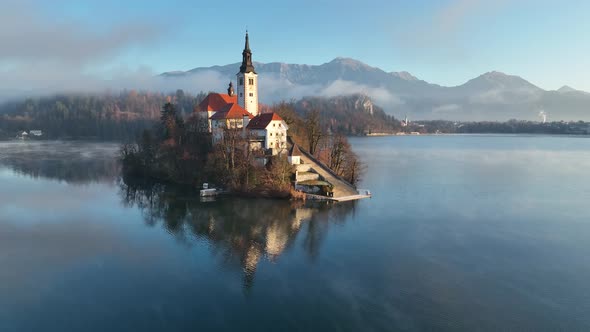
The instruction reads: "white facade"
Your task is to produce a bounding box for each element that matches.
[288,155,300,165]
[248,119,288,155]
[265,120,288,153]
[210,116,249,143]
[237,72,259,117]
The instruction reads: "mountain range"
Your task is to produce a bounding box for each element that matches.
[162,58,590,121]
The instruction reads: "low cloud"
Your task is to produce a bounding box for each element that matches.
[0,65,229,100]
[258,76,402,109]
[433,104,461,113]
[0,70,404,113]
[469,87,542,104]
[319,80,403,107]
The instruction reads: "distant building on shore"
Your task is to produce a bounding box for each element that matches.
[16,130,42,139]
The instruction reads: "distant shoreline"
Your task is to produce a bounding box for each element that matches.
[362,132,590,138]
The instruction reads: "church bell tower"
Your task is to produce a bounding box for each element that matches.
[236,32,259,116]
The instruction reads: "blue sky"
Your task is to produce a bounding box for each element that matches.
[2,0,590,91]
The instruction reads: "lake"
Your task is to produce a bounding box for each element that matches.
[1,135,590,331]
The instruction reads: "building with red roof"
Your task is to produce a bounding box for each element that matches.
[193,33,289,156]
[196,92,237,113]
[247,113,289,154]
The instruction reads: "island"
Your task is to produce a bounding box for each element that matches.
[120,33,367,201]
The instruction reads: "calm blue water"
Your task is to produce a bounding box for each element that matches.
[1,136,590,331]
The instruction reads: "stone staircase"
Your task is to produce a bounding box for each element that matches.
[296,150,358,199]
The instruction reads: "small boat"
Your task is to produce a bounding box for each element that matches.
[200,183,218,197]
[200,188,218,197]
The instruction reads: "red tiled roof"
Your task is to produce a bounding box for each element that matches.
[246,112,284,129]
[289,144,302,157]
[195,93,237,112]
[209,103,253,120]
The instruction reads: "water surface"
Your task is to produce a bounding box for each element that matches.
[1,136,589,331]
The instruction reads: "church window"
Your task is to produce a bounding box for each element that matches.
[270,133,273,136]
[240,93,242,97]
[239,78,243,85]
[249,93,253,97]
[249,78,254,85]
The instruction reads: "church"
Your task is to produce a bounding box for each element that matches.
[195,32,290,158]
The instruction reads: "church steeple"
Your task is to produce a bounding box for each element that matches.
[240,31,256,74]
[236,31,259,116]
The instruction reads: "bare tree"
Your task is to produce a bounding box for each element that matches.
[343,150,365,186]
[209,124,253,190]
[328,134,348,176]
[268,155,294,189]
[305,109,324,155]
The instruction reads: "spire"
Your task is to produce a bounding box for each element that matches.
[239,31,256,74]
[244,30,250,51]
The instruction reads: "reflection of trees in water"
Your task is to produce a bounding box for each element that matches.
[119,176,356,290]
[0,142,120,184]
[7,158,119,184]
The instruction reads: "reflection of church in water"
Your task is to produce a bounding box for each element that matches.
[195,200,356,289]
[120,180,356,290]
[237,206,315,288]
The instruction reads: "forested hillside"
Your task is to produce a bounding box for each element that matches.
[0,90,204,140]
[0,91,398,140]
[293,94,400,135]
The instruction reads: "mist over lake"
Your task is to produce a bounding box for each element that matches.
[1,135,590,331]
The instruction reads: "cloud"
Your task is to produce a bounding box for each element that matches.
[0,69,404,112]
[0,0,169,100]
[0,66,230,100]
[469,87,542,104]
[258,76,402,110]
[0,1,164,66]
[257,74,321,102]
[319,80,403,107]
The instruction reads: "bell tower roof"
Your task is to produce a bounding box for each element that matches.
[239,31,256,74]
[244,31,251,52]
[227,81,234,96]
